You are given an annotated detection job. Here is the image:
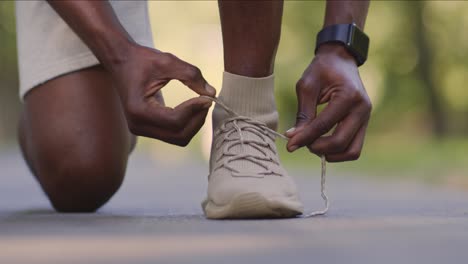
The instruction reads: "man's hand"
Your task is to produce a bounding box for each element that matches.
[46,1,215,147]
[110,44,216,146]
[286,44,372,162]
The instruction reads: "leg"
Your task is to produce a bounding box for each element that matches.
[18,66,135,212]
[203,1,302,219]
[219,0,283,77]
[214,0,284,130]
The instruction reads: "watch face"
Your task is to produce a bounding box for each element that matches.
[349,25,369,63]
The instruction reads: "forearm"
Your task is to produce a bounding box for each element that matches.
[323,0,370,29]
[47,0,135,69]
[317,0,370,60]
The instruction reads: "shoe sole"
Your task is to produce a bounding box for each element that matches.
[202,192,303,219]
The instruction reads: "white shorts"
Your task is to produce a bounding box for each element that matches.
[15,0,154,100]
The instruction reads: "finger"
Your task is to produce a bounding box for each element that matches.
[285,78,320,138]
[325,121,368,162]
[175,107,210,144]
[308,110,369,155]
[172,59,216,97]
[130,106,209,147]
[127,96,212,134]
[287,92,354,152]
[172,96,213,123]
[155,96,212,132]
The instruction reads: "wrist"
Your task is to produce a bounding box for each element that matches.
[88,28,137,71]
[315,43,357,65]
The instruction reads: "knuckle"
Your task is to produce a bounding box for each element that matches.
[346,88,362,103]
[330,136,347,152]
[355,99,372,119]
[295,78,311,93]
[163,52,177,60]
[307,145,321,156]
[172,135,191,147]
[363,98,373,112]
[186,66,202,81]
[295,79,305,91]
[178,139,190,147]
[160,52,175,66]
[347,150,361,161]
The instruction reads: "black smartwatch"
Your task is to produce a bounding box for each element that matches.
[315,23,369,66]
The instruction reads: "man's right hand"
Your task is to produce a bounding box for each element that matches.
[110,44,216,146]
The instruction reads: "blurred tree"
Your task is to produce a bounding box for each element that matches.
[0,1,20,147]
[276,1,468,140]
[411,1,446,138]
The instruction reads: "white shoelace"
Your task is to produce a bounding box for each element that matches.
[214,116,283,177]
[203,96,329,217]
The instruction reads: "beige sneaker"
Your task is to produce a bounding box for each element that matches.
[202,113,304,219]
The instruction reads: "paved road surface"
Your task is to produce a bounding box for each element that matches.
[1,148,467,264]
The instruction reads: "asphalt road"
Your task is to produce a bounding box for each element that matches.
[1,148,467,264]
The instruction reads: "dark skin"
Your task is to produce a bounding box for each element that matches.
[220,0,371,162]
[219,0,283,77]
[19,0,371,212]
[19,67,132,211]
[286,0,371,162]
[46,1,217,146]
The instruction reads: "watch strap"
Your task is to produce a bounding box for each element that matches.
[315,24,353,51]
[315,23,368,66]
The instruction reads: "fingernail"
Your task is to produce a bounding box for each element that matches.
[205,83,216,96]
[288,145,299,152]
[286,127,296,134]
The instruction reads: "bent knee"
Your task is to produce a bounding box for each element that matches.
[33,149,127,213]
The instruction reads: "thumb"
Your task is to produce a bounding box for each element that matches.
[285,78,320,138]
[172,96,213,124]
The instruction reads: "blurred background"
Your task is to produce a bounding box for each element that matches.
[1,1,467,188]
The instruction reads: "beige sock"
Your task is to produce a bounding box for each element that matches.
[212,71,278,131]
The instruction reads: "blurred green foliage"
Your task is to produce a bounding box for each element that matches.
[0,0,20,147]
[276,1,468,137]
[1,1,468,185]
[275,1,468,185]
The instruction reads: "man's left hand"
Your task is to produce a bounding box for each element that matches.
[286,43,372,162]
